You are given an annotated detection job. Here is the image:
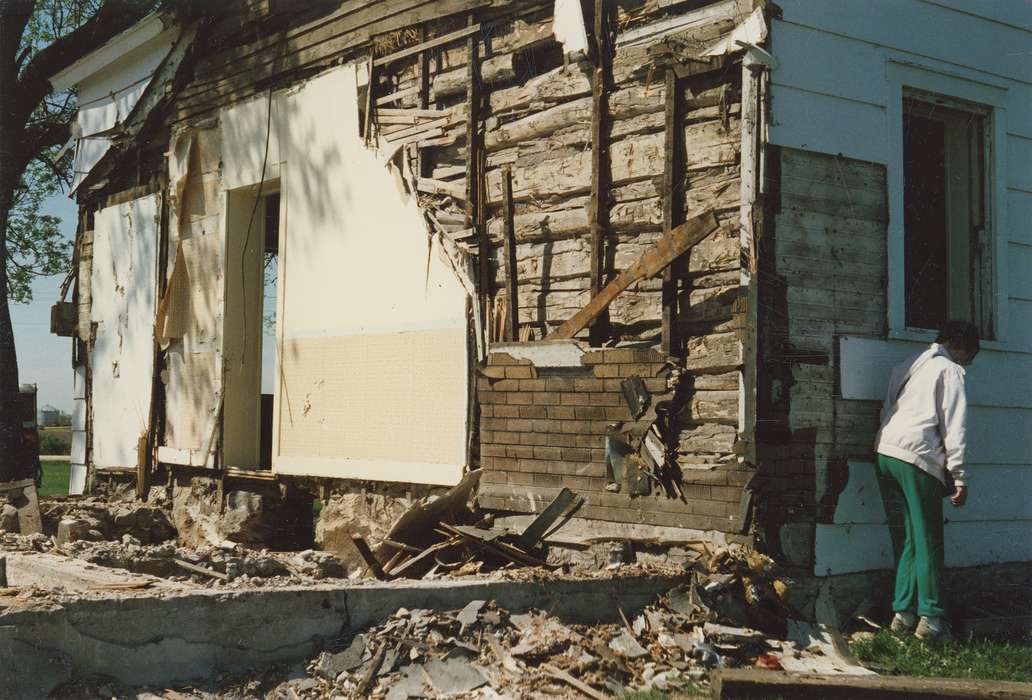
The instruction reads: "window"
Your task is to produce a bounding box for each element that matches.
[902,92,991,335]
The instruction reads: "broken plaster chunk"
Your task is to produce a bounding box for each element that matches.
[609,630,648,659]
[313,634,367,680]
[55,518,91,546]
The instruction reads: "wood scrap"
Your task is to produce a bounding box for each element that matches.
[350,534,389,580]
[542,663,612,700]
[516,487,580,549]
[87,579,157,591]
[174,559,228,581]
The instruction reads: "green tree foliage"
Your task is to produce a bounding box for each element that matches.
[6,148,71,302]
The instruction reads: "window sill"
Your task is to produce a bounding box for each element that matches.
[887,328,1017,354]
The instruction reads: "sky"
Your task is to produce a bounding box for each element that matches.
[10,193,78,414]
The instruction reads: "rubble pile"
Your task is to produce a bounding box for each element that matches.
[1,531,348,586]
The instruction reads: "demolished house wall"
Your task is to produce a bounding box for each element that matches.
[68,0,766,539]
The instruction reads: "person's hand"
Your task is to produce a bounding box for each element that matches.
[950,485,967,507]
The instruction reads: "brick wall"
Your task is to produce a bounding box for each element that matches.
[477,348,754,534]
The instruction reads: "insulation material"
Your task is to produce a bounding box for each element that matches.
[162,234,223,452]
[268,63,468,485]
[155,241,189,347]
[161,125,225,464]
[89,194,159,469]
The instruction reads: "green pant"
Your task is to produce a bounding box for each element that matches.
[876,454,945,618]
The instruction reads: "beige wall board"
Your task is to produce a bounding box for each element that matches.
[89,194,159,470]
[275,330,467,471]
[163,348,219,458]
[273,456,462,486]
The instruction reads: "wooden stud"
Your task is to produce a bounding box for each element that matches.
[501,167,519,341]
[661,68,685,355]
[417,25,430,178]
[587,0,611,346]
[465,14,489,322]
[363,53,375,145]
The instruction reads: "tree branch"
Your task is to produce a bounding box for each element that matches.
[17,120,69,172]
[15,0,157,128]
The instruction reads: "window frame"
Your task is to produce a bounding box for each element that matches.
[885,57,1010,346]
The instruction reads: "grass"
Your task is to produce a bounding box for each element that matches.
[39,459,71,497]
[850,630,1032,683]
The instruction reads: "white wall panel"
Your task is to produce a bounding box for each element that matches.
[769,84,889,164]
[839,336,1032,410]
[833,461,1032,526]
[90,194,159,469]
[816,520,1032,574]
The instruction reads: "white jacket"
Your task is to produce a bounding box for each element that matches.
[875,343,968,487]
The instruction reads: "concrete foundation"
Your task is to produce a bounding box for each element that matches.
[0,575,680,699]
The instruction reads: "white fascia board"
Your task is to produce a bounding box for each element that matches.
[49,12,166,92]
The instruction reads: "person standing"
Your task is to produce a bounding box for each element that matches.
[874,320,979,641]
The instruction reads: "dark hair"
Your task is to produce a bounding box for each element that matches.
[936,320,980,354]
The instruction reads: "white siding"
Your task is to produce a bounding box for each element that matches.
[770,2,1032,572]
[90,195,160,470]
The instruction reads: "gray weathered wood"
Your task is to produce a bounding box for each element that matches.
[517,487,579,549]
[501,167,519,341]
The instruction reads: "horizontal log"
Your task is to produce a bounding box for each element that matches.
[432,52,516,98]
[675,422,737,454]
[684,331,741,373]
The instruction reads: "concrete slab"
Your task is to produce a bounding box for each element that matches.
[0,574,680,699]
[4,551,193,593]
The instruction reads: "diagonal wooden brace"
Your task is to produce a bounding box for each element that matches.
[548,210,720,340]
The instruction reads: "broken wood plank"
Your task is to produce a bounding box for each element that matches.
[711,669,1032,700]
[350,534,388,580]
[87,580,157,592]
[541,663,611,700]
[501,166,519,341]
[439,522,549,568]
[173,559,228,581]
[517,487,579,549]
[548,210,720,340]
[388,537,461,578]
[418,177,465,199]
[376,85,419,106]
[373,22,481,67]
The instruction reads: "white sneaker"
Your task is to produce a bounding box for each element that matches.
[915,616,952,641]
[890,611,917,634]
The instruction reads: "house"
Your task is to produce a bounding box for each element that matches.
[51,0,1032,606]
[40,405,61,428]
